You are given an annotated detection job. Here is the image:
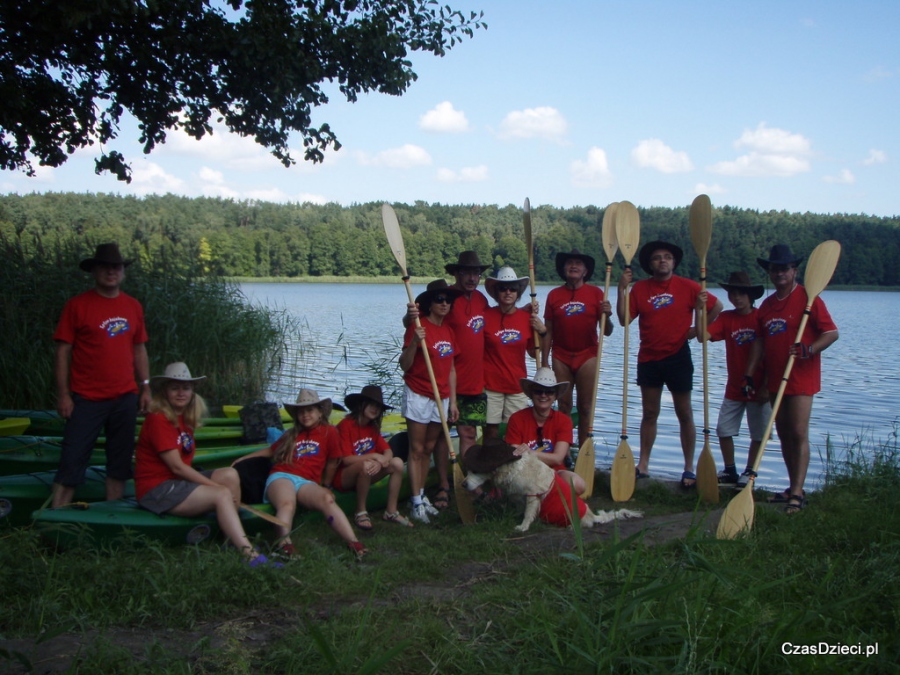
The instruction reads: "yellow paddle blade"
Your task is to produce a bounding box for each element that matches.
[716,484,755,539]
[381,203,408,274]
[689,194,712,261]
[610,438,635,502]
[601,202,619,262]
[614,201,641,265]
[574,437,595,498]
[696,443,719,504]
[454,462,476,525]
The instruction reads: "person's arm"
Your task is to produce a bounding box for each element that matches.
[447,359,459,423]
[134,342,151,413]
[527,310,547,359]
[399,325,424,372]
[791,330,839,359]
[600,299,614,336]
[159,449,224,489]
[616,269,633,325]
[55,341,74,418]
[742,338,764,398]
[532,440,570,468]
[540,318,553,368]
[232,444,275,465]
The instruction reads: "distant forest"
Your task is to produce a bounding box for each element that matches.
[1,193,898,286]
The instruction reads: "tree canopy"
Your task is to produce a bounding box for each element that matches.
[0,0,485,181]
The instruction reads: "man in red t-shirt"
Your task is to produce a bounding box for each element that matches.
[617,241,722,488]
[744,245,839,513]
[51,243,151,507]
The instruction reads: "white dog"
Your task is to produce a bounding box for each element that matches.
[463,450,642,532]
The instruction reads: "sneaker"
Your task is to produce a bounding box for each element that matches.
[409,502,431,524]
[736,470,757,489]
[247,554,284,569]
[421,496,440,516]
[717,469,739,484]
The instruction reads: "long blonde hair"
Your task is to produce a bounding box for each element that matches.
[149,384,208,430]
[271,404,329,465]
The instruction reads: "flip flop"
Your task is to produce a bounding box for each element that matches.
[680,471,697,489]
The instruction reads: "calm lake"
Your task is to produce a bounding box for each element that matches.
[241,282,899,492]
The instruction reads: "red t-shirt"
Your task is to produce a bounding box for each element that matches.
[504,408,573,468]
[53,289,149,400]
[403,319,456,399]
[483,306,536,394]
[270,424,342,483]
[756,285,837,396]
[539,473,588,526]
[707,308,765,400]
[628,275,717,363]
[544,284,605,353]
[332,416,391,490]
[444,289,489,396]
[134,412,195,500]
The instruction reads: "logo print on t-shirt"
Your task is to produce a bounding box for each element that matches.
[101,317,130,338]
[732,328,756,346]
[352,438,375,455]
[766,318,788,336]
[650,294,673,310]
[497,329,522,344]
[293,440,321,461]
[179,432,194,455]
[562,301,585,316]
[434,340,454,357]
[527,439,553,453]
[467,316,485,334]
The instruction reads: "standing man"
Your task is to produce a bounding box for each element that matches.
[52,243,151,507]
[617,240,722,487]
[405,251,488,507]
[744,244,838,513]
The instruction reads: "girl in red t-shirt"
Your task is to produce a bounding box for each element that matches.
[135,363,277,567]
[334,386,413,529]
[235,389,368,560]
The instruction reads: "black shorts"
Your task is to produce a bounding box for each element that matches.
[636,342,694,393]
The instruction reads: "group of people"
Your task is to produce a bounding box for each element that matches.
[49,235,838,563]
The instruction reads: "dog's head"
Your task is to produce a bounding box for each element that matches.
[462,471,491,492]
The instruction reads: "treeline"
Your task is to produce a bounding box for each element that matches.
[1,193,898,286]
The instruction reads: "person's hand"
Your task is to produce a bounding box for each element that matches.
[56,391,74,419]
[790,342,814,359]
[414,325,426,342]
[600,300,612,316]
[364,458,381,476]
[512,443,529,457]
[741,375,756,399]
[448,402,459,423]
[138,389,152,415]
[696,291,708,311]
[617,267,633,290]
[406,302,420,321]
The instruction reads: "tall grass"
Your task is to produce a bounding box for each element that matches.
[0,236,298,409]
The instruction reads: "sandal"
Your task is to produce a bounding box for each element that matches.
[784,494,806,514]
[347,540,369,561]
[635,468,650,479]
[354,511,373,531]
[432,488,450,511]
[767,489,805,504]
[680,471,697,489]
[383,511,414,527]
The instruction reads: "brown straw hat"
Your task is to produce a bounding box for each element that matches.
[462,437,522,474]
[283,388,334,419]
[344,385,395,411]
[445,250,490,274]
[79,243,133,272]
[719,271,764,300]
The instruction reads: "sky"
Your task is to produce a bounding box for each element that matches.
[3,0,899,217]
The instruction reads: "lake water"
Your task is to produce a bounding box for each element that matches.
[240,282,900,492]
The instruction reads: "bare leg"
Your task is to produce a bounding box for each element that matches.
[385,458,405,513]
[170,484,254,557]
[456,423,477,456]
[573,357,598,443]
[551,359,576,417]
[774,395,813,496]
[105,477,126,501]
[718,436,736,468]
[638,386,662,474]
[265,478,299,546]
[297,483,359,545]
[51,483,75,508]
[672,390,697,473]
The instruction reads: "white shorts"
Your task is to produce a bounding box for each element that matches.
[716,398,771,441]
[402,385,448,424]
[486,390,530,425]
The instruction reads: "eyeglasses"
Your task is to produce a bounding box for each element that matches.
[432,296,452,304]
[497,286,518,293]
[650,254,674,262]
[533,388,556,397]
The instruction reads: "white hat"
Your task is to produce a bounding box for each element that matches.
[484,266,529,302]
[519,367,570,398]
[283,388,334,419]
[150,362,206,388]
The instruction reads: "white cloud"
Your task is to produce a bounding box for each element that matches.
[694,182,725,195]
[823,169,855,184]
[419,102,469,133]
[709,123,812,177]
[498,107,567,141]
[631,138,693,173]
[355,144,432,169]
[436,165,489,183]
[570,147,613,188]
[129,162,185,195]
[864,65,893,83]
[198,166,225,184]
[164,122,296,171]
[863,149,887,165]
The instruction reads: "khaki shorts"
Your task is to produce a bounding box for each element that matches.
[486,390,530,425]
[716,398,771,441]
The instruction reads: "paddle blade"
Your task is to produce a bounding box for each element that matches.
[717,484,755,539]
[614,201,641,265]
[381,203,408,274]
[574,437,595,498]
[453,462,476,525]
[696,442,719,504]
[803,240,841,300]
[689,194,712,260]
[601,202,619,261]
[610,439,635,502]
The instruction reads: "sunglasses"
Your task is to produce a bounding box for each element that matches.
[497,286,518,293]
[432,296,452,304]
[533,387,556,397]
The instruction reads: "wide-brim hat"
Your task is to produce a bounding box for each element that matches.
[79,243,133,272]
[445,250,490,274]
[484,266,529,301]
[719,271,764,301]
[555,250,595,282]
[150,362,206,390]
[284,388,334,419]
[639,241,684,275]
[414,279,464,307]
[462,437,522,474]
[520,367,570,398]
[757,244,803,271]
[344,385,395,411]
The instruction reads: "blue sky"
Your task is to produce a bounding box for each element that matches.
[3,0,898,216]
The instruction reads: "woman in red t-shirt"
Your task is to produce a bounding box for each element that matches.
[135,363,277,567]
[334,385,413,529]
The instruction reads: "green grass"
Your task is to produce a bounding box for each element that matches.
[2,431,898,674]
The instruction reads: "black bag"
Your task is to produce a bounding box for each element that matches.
[233,456,273,504]
[239,402,283,444]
